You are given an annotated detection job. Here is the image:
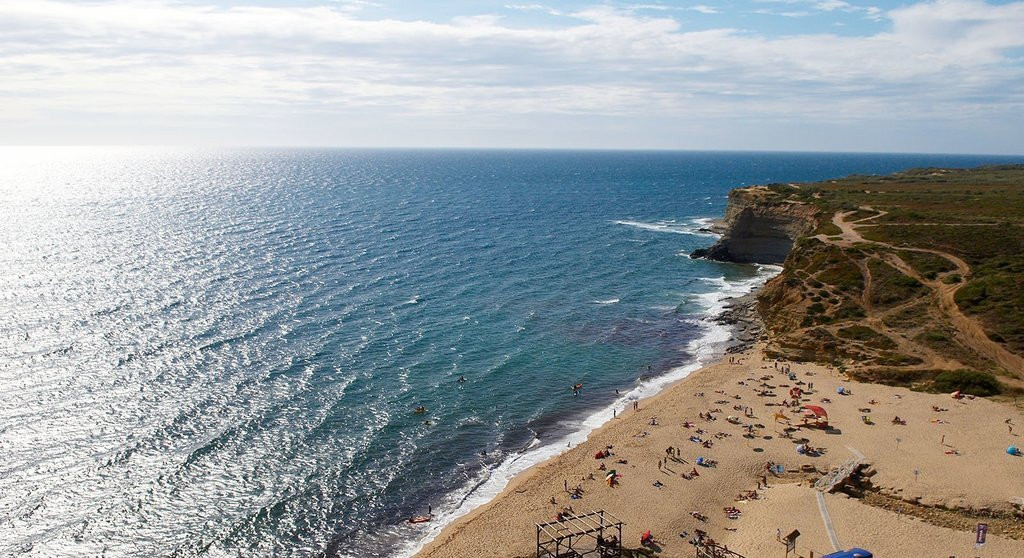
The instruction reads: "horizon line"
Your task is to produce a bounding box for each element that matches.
[2,145,1023,158]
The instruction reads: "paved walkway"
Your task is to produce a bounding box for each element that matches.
[816,491,842,552]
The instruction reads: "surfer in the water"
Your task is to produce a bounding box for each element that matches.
[457,375,466,383]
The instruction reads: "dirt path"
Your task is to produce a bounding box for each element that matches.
[855,255,949,370]
[822,210,1024,378]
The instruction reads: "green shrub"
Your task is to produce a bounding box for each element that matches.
[815,222,842,236]
[931,369,1002,396]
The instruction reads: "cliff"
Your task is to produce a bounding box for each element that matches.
[691,186,818,264]
[697,166,1024,395]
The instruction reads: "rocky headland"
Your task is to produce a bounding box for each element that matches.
[693,166,1024,393]
[690,185,818,264]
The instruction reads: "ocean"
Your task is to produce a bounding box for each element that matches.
[1,148,1019,557]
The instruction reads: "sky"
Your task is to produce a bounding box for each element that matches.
[2,0,1023,153]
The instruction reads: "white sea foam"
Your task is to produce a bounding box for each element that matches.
[396,264,781,558]
[613,219,718,237]
[592,298,620,305]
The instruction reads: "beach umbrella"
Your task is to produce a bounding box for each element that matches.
[1009,446,1021,456]
[802,405,828,419]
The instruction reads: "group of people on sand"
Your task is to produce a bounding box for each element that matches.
[545,357,834,552]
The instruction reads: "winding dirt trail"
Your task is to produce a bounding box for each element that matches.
[823,210,1024,378]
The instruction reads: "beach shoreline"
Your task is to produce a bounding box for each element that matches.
[400,278,773,557]
[411,342,768,558]
[414,332,1024,558]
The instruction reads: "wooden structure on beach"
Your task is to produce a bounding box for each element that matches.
[536,510,624,558]
[814,458,868,493]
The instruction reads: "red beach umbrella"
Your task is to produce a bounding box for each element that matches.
[802,405,828,418]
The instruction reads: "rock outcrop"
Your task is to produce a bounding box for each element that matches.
[691,187,819,264]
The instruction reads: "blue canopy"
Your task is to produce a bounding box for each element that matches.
[822,549,872,558]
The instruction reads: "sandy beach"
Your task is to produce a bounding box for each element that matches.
[415,344,1024,557]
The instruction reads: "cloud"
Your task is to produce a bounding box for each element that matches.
[754,0,885,19]
[814,0,852,11]
[0,0,1022,149]
[752,8,812,17]
[504,3,562,15]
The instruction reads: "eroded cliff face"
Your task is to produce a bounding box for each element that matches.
[692,187,819,264]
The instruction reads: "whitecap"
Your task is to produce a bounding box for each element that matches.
[613,219,719,237]
[592,298,620,305]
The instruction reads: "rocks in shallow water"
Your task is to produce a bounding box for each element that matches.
[688,247,712,260]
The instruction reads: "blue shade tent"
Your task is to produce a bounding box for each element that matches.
[822,549,873,558]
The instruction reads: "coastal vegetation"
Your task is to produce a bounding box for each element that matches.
[749,165,1024,393]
